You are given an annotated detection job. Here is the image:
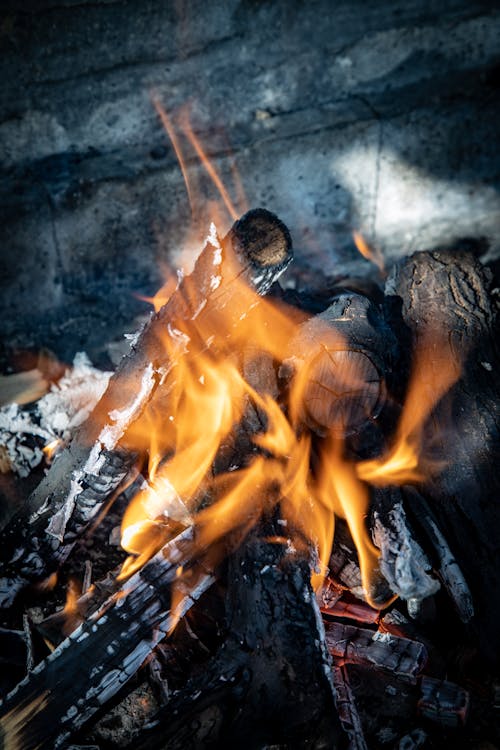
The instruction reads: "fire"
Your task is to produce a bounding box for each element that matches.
[106,101,462,616]
[358,333,461,486]
[42,438,63,463]
[353,230,385,274]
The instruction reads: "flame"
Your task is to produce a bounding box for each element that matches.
[101,102,463,622]
[358,333,461,486]
[353,231,385,274]
[42,438,62,463]
[61,577,83,636]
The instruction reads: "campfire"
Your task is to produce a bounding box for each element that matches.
[0,107,499,750]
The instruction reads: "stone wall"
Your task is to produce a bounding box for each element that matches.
[1,0,499,362]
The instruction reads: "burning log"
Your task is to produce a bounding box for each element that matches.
[281,291,398,443]
[0,209,292,607]
[385,249,500,661]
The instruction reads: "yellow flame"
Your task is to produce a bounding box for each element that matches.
[42,438,62,462]
[358,333,461,485]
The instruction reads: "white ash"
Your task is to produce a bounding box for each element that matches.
[99,362,154,452]
[372,502,440,602]
[0,353,111,477]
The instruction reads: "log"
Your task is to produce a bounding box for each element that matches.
[385,249,500,662]
[0,527,214,750]
[332,665,368,750]
[281,291,398,446]
[128,530,344,750]
[0,209,292,607]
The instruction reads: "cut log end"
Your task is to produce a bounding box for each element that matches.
[230,207,293,270]
[304,347,383,435]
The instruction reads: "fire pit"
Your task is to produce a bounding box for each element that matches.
[1,3,499,749]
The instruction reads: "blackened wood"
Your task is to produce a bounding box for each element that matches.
[370,487,440,607]
[0,209,292,607]
[130,533,344,750]
[0,528,214,750]
[324,621,427,682]
[418,676,470,728]
[332,665,368,750]
[282,292,398,443]
[403,486,473,623]
[385,249,500,662]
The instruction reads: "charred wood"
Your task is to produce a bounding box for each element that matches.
[417,676,469,728]
[130,532,344,750]
[324,621,427,682]
[281,292,398,447]
[0,209,292,607]
[332,665,368,750]
[0,528,213,750]
[385,249,500,662]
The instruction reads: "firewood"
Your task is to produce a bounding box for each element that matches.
[128,531,344,750]
[403,486,473,623]
[385,249,500,662]
[417,676,469,728]
[281,292,398,443]
[324,621,427,682]
[332,665,368,750]
[0,209,292,607]
[370,487,440,610]
[0,527,214,750]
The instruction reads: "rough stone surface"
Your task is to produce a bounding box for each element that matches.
[0,0,499,361]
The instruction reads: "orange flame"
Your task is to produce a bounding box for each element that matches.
[353,231,385,274]
[43,438,63,462]
[103,103,463,622]
[358,333,461,486]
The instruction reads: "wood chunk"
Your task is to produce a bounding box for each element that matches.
[418,676,469,727]
[0,528,213,750]
[332,665,368,750]
[371,487,440,604]
[325,621,427,682]
[282,293,398,439]
[130,532,344,750]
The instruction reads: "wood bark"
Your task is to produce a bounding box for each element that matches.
[0,209,292,607]
[385,249,500,663]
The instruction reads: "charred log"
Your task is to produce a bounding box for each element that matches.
[385,249,500,663]
[0,209,292,607]
[130,531,344,750]
[281,292,398,449]
[0,528,213,750]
